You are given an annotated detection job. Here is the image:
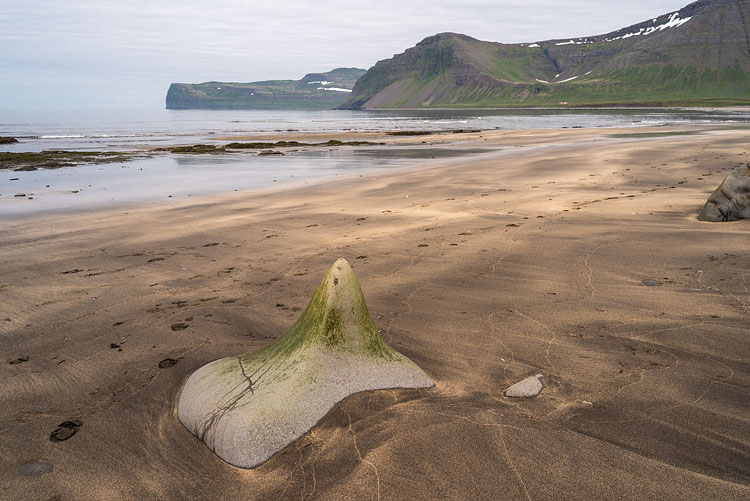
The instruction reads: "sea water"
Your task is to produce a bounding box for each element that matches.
[1,108,748,217]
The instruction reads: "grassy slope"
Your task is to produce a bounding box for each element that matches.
[343,0,750,108]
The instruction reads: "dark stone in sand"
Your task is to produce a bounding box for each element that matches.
[14,193,26,197]
[9,356,29,365]
[642,279,662,287]
[0,137,19,144]
[170,322,189,331]
[698,164,750,221]
[50,420,82,442]
[17,462,54,477]
[159,358,178,368]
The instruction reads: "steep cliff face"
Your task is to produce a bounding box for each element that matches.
[340,0,750,109]
[166,68,365,110]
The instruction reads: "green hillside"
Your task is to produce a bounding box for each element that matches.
[166,68,365,110]
[340,0,750,109]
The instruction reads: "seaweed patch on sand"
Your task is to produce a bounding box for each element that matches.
[0,151,138,171]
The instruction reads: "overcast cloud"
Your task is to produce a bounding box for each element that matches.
[0,0,692,109]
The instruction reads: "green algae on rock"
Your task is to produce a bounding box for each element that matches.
[178,258,434,468]
[698,164,750,221]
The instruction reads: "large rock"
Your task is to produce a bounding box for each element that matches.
[0,137,18,144]
[698,164,750,222]
[178,258,434,468]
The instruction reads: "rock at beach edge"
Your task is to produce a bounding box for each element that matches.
[698,164,750,222]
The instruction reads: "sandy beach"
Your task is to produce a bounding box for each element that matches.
[1,126,748,499]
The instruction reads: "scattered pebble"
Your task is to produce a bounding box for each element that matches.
[159,358,178,368]
[9,356,29,365]
[170,323,189,331]
[17,462,54,477]
[50,420,82,442]
[642,279,663,287]
[504,374,544,398]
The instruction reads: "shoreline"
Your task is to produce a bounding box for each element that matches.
[1,124,729,221]
[1,125,748,499]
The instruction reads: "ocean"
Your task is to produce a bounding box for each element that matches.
[2,108,749,152]
[2,108,749,217]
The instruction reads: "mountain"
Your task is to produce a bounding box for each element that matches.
[339,0,750,109]
[166,68,365,110]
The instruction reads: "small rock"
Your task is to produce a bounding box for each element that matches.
[17,462,54,477]
[14,193,26,197]
[0,137,19,144]
[50,419,82,442]
[504,374,544,398]
[9,356,29,365]
[159,358,178,368]
[170,323,189,331]
[642,279,662,287]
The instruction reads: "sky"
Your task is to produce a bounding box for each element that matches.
[0,0,693,110]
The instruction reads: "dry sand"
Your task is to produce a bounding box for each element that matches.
[1,126,748,499]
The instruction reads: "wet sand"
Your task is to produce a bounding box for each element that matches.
[1,126,748,499]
